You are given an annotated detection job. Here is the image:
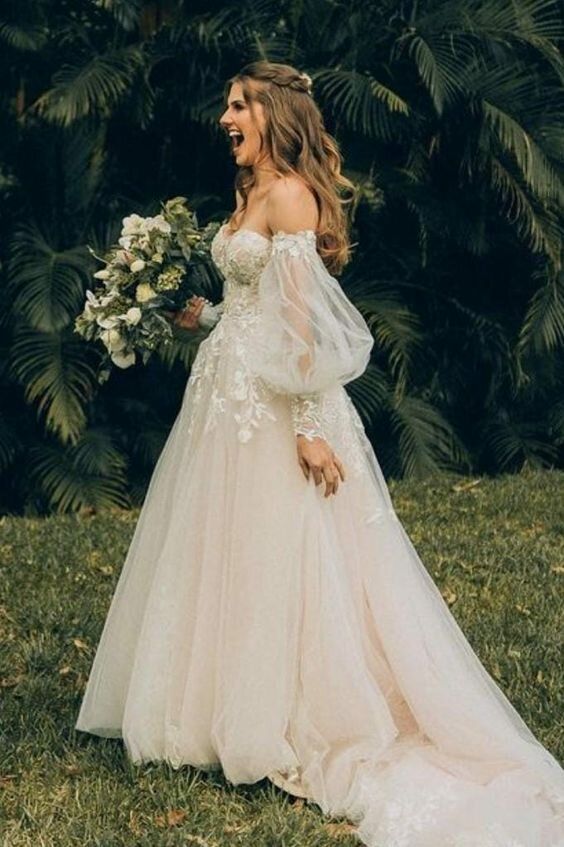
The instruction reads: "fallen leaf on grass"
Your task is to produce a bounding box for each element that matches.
[59,665,72,676]
[1,673,25,687]
[155,808,187,828]
[325,821,358,838]
[451,479,482,492]
[63,764,81,776]
[550,565,564,574]
[440,587,457,605]
[72,638,89,651]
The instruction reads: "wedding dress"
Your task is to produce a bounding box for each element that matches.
[76,223,564,846]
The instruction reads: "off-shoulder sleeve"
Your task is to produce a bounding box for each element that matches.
[248,230,374,399]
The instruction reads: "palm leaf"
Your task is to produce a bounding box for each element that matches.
[0,21,46,51]
[313,69,409,141]
[482,100,564,207]
[346,364,391,427]
[484,417,558,470]
[517,267,564,357]
[95,0,143,31]
[399,33,461,115]
[350,282,422,395]
[9,328,96,444]
[390,394,470,478]
[28,430,129,513]
[488,157,560,263]
[31,47,147,126]
[8,224,92,332]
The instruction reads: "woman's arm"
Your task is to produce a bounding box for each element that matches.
[266,177,345,497]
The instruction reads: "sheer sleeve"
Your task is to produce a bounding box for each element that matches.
[248,230,374,439]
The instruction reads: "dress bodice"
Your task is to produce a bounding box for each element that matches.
[210,224,273,316]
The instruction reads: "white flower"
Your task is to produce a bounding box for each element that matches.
[96,315,119,329]
[130,259,146,273]
[121,214,145,236]
[115,249,131,266]
[111,349,136,369]
[119,307,142,326]
[142,214,171,235]
[135,282,157,303]
[118,235,132,249]
[152,252,164,264]
[100,291,118,306]
[83,303,96,322]
[100,327,126,352]
[93,268,110,280]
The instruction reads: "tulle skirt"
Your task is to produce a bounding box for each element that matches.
[76,315,564,847]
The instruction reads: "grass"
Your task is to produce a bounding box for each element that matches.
[1,467,563,846]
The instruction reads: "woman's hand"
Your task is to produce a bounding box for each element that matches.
[297,435,346,497]
[163,295,207,331]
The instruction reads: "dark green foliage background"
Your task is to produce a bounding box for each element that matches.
[1,0,563,514]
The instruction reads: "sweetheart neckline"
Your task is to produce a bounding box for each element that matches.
[219,224,316,245]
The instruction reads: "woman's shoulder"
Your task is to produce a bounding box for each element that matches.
[267,175,318,233]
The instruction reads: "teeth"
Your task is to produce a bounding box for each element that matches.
[228,129,244,146]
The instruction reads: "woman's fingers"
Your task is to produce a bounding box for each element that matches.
[333,454,346,483]
[173,297,207,329]
[322,464,339,497]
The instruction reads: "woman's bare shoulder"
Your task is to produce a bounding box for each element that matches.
[267,175,318,233]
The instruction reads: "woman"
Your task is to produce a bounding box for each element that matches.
[76,61,564,846]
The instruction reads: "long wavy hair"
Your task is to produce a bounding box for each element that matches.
[223,61,357,275]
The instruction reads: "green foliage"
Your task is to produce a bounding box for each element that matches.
[0,0,563,514]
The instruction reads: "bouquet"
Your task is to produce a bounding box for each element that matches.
[74,197,220,383]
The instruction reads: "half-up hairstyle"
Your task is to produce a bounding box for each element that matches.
[223,61,357,275]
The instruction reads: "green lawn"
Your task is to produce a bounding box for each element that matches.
[1,469,563,847]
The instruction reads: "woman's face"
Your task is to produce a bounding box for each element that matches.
[219,81,268,168]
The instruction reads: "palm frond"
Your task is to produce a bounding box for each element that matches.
[94,0,143,31]
[8,224,92,332]
[0,21,46,51]
[9,328,96,444]
[31,47,147,126]
[391,394,470,478]
[28,430,129,513]
[482,100,564,208]
[399,33,462,115]
[488,157,560,263]
[346,364,391,427]
[350,283,422,396]
[483,417,558,471]
[517,267,564,357]
[313,69,409,141]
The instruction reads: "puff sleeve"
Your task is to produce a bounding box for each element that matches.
[248,230,374,439]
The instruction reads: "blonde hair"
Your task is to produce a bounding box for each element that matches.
[223,61,357,275]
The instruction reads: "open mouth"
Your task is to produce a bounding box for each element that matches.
[228,129,244,152]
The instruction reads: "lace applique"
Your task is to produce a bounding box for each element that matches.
[184,226,278,444]
[290,393,325,441]
[354,773,459,847]
[271,229,317,258]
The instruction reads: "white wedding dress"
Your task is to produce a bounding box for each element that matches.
[76,223,564,846]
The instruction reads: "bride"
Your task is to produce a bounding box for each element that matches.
[75,61,564,846]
